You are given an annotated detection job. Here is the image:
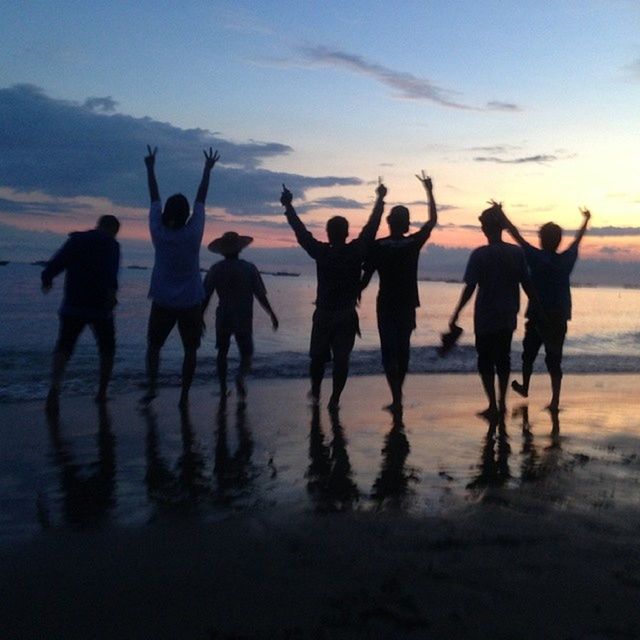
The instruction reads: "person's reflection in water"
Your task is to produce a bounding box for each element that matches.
[143,406,208,509]
[371,409,417,509]
[515,406,540,482]
[467,415,511,494]
[214,399,255,503]
[306,406,359,511]
[45,405,116,527]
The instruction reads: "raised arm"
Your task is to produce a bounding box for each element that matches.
[568,207,591,250]
[498,203,528,247]
[195,147,220,204]
[357,179,387,244]
[145,145,160,203]
[280,184,322,258]
[414,171,438,244]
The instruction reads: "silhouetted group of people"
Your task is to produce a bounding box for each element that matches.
[42,147,591,419]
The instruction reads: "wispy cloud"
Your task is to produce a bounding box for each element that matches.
[299,46,522,112]
[0,84,362,217]
[474,154,558,164]
[582,226,640,237]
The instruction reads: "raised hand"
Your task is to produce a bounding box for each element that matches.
[579,207,591,221]
[144,145,157,169]
[376,176,387,199]
[271,313,279,331]
[280,183,293,207]
[415,169,433,191]
[203,147,220,171]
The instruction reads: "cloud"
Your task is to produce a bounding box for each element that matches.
[299,46,521,112]
[0,84,362,217]
[474,154,558,164]
[83,96,118,113]
[583,226,640,237]
[468,144,523,154]
[599,246,631,255]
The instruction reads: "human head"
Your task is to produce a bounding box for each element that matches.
[539,222,562,252]
[162,193,190,229]
[387,205,410,235]
[97,214,120,238]
[326,216,349,245]
[478,204,503,239]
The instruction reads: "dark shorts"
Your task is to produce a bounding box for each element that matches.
[216,329,254,358]
[147,303,202,350]
[309,308,359,362]
[523,313,567,374]
[55,314,115,357]
[475,330,513,376]
[377,307,416,365]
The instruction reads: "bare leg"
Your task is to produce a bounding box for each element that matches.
[179,347,197,407]
[47,350,69,412]
[141,344,160,404]
[328,353,349,410]
[236,353,252,400]
[309,358,325,403]
[479,371,498,417]
[216,346,229,397]
[95,353,114,403]
[548,372,562,411]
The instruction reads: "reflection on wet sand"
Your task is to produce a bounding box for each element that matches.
[306,406,359,511]
[467,416,511,494]
[45,405,116,527]
[144,406,209,509]
[371,410,418,508]
[214,399,255,503]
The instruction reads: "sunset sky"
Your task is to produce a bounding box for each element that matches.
[1,1,639,282]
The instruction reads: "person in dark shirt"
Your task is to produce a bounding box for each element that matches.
[203,231,278,400]
[360,171,437,411]
[41,215,121,412]
[501,207,591,410]
[449,203,536,418]
[281,181,386,409]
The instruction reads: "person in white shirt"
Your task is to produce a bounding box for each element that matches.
[141,145,220,407]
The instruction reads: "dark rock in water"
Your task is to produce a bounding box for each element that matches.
[126,265,148,270]
[0,260,9,266]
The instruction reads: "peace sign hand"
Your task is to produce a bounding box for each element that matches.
[144,145,157,169]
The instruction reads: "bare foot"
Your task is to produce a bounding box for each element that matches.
[511,380,528,398]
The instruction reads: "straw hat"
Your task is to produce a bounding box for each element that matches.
[207,231,253,256]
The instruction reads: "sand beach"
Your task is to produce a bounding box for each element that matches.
[1,373,640,639]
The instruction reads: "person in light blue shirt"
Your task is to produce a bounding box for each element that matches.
[141,145,220,407]
[501,207,591,410]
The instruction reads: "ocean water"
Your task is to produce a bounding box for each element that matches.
[1,261,639,401]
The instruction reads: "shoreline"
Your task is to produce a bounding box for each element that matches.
[1,373,640,638]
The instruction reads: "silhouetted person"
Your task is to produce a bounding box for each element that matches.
[361,171,438,410]
[203,232,278,400]
[501,207,591,410]
[449,202,536,418]
[142,145,220,407]
[281,181,386,408]
[42,214,121,412]
[45,405,116,527]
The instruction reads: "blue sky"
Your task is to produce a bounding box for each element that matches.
[1,1,639,282]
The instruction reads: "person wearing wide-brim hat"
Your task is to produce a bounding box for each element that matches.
[202,231,278,401]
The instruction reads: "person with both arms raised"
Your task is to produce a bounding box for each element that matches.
[281,180,386,409]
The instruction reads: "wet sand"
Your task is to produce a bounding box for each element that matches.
[1,374,640,638]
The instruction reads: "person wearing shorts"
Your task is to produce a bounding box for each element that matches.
[202,231,278,400]
[42,215,121,412]
[450,203,536,419]
[141,145,220,407]
[360,171,437,411]
[501,206,591,410]
[281,181,386,409]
